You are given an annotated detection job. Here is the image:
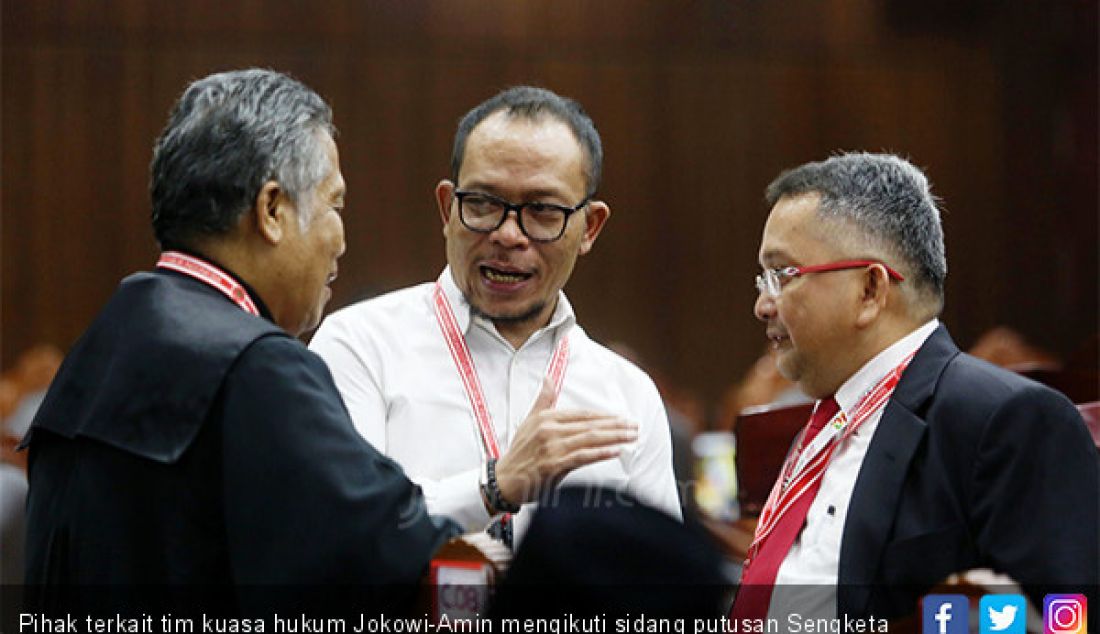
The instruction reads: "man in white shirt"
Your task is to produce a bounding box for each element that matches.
[310,87,681,544]
[731,153,1098,625]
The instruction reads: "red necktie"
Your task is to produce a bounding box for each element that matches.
[730,397,840,620]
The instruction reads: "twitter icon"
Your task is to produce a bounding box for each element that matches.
[980,594,1026,634]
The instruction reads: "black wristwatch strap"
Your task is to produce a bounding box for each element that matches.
[486,515,514,551]
[483,458,521,514]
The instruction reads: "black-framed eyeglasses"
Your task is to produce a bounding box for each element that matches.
[453,189,591,243]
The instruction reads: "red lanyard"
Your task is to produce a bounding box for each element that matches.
[156,251,259,316]
[746,351,915,566]
[432,282,569,459]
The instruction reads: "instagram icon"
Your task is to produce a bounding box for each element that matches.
[1044,595,1087,634]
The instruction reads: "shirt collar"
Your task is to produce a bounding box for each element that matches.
[437,266,576,344]
[834,319,939,416]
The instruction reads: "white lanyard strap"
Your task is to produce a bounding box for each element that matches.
[156,251,259,316]
[432,282,569,459]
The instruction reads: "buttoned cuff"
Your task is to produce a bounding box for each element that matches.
[421,467,492,532]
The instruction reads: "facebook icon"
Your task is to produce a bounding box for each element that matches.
[923,594,970,634]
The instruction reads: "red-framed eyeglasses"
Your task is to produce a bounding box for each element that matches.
[755,259,905,297]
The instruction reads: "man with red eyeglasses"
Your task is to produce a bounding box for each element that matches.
[731,153,1098,625]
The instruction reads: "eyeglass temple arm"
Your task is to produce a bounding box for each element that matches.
[795,260,905,281]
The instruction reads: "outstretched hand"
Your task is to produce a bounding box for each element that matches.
[493,376,638,507]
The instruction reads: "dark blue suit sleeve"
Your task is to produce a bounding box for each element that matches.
[218,335,460,584]
[970,383,1099,594]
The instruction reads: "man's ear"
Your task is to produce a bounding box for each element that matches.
[254,180,288,245]
[436,180,456,236]
[578,200,611,255]
[854,263,891,327]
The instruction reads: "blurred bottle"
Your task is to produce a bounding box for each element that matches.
[692,432,739,521]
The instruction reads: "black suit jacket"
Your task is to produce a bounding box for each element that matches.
[837,325,1099,619]
[23,269,458,592]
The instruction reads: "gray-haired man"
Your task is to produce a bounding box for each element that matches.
[732,152,1098,622]
[23,69,458,589]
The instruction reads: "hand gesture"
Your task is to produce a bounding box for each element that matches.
[494,377,638,506]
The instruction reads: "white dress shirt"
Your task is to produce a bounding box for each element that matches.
[768,319,939,621]
[310,268,682,538]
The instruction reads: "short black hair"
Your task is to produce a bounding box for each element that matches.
[450,86,602,195]
[150,68,335,250]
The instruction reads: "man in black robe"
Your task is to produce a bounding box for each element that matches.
[21,69,459,597]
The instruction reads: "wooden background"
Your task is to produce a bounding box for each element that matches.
[3,1,1096,423]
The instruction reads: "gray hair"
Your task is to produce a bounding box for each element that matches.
[450,86,603,196]
[151,68,336,250]
[766,152,947,310]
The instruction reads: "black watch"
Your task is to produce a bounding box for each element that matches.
[480,458,521,514]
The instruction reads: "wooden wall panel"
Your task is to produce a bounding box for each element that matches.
[3,0,1096,422]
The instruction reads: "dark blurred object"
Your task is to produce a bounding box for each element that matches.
[970,328,1098,403]
[968,326,1060,371]
[490,486,732,618]
[1017,335,1098,404]
[733,402,813,518]
[885,0,998,36]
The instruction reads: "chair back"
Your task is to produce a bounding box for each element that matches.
[733,401,814,517]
